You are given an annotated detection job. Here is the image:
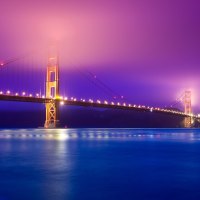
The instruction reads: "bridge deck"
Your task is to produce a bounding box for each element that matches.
[0,94,198,119]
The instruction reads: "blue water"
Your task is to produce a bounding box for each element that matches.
[0,129,200,200]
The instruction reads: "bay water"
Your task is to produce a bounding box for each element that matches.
[0,128,200,200]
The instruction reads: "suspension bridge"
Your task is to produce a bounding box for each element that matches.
[0,43,198,128]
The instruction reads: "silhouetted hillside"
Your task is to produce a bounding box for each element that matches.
[0,106,199,128]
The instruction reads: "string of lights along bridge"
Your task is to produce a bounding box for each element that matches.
[0,43,198,128]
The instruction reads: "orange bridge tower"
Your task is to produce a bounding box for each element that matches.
[183,90,192,128]
[44,42,60,128]
[184,90,192,115]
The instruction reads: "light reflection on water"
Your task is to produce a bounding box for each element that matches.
[0,128,199,142]
[1,128,200,200]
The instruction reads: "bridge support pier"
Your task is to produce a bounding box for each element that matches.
[44,100,60,128]
[184,117,193,128]
[44,42,60,128]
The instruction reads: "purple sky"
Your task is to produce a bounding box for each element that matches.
[0,0,200,111]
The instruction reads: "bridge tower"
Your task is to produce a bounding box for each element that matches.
[183,90,192,127]
[44,42,60,128]
[184,90,192,115]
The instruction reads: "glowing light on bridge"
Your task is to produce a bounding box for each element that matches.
[0,89,198,120]
[89,99,93,103]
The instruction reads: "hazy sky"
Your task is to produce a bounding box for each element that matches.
[0,0,200,111]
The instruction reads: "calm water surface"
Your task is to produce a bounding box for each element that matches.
[0,128,200,200]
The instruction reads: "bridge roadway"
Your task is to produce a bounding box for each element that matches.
[0,94,198,119]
